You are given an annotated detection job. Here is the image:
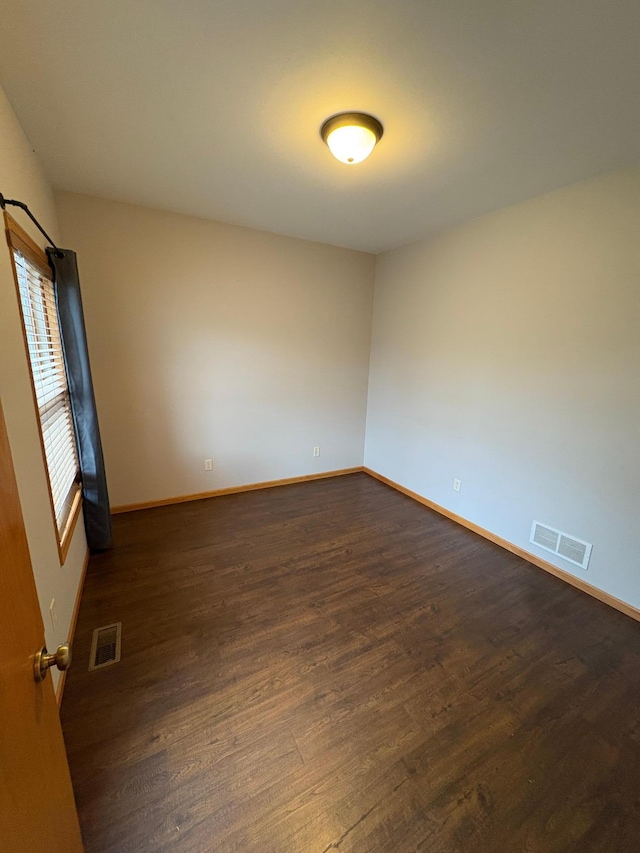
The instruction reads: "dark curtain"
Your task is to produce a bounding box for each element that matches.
[47,248,112,550]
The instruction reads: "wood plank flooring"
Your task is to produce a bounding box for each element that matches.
[61,472,640,852]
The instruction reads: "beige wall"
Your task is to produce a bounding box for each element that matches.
[365,168,640,609]
[0,86,87,692]
[55,192,375,507]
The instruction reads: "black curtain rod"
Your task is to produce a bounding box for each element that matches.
[0,192,64,258]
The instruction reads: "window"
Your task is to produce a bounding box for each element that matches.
[5,213,81,563]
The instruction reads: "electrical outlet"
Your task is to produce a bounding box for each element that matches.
[204,458,213,471]
[49,598,58,629]
[313,446,320,457]
[453,479,462,493]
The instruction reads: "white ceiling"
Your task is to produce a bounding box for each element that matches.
[1,1,639,253]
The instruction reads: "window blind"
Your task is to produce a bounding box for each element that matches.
[13,249,80,533]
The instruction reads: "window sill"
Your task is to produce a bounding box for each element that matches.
[58,485,83,565]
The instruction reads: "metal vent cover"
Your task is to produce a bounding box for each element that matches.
[530,521,592,570]
[89,622,122,671]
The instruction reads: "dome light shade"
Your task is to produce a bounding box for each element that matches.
[320,112,383,164]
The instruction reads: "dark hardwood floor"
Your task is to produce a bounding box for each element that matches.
[61,472,640,852]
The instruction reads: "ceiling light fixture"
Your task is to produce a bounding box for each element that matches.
[320,112,383,165]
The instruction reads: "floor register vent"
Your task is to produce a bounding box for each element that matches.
[89,622,122,671]
[530,521,592,570]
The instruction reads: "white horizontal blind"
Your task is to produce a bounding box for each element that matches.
[14,249,80,534]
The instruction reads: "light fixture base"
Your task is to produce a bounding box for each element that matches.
[320,112,384,146]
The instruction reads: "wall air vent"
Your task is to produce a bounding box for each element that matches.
[89,622,122,671]
[530,521,592,570]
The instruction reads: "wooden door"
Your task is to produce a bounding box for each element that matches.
[0,399,83,852]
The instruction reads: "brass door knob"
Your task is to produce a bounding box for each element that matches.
[33,643,72,682]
